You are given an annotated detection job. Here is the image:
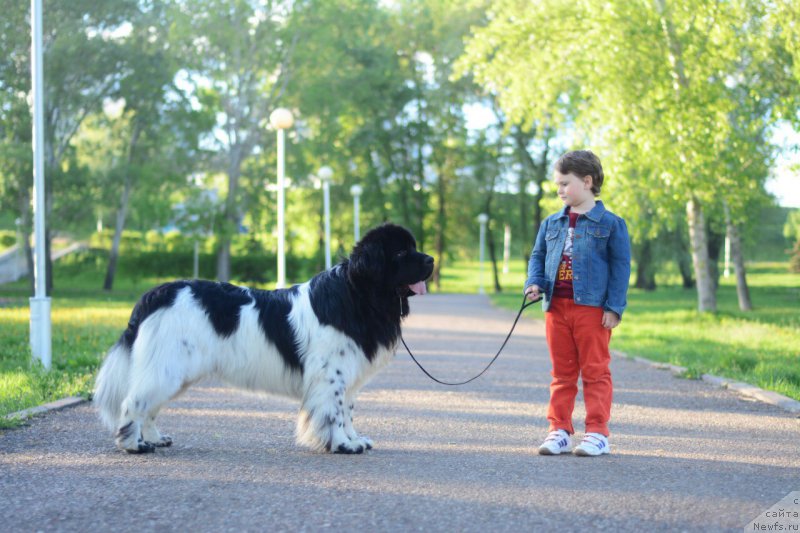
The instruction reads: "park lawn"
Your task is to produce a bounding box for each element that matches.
[491,261,800,402]
[0,288,135,427]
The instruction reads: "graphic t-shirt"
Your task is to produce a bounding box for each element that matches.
[553,210,580,299]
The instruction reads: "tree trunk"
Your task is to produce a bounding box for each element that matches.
[673,227,695,288]
[512,128,533,262]
[44,125,58,296]
[216,148,243,282]
[44,225,52,296]
[707,223,724,293]
[216,243,231,282]
[18,193,35,295]
[686,199,716,312]
[104,177,132,291]
[433,168,446,291]
[412,146,426,251]
[24,228,34,295]
[532,136,550,247]
[725,203,752,311]
[104,124,141,291]
[487,222,502,293]
[634,239,657,291]
[512,127,550,261]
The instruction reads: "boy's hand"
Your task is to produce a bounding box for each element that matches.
[602,311,621,329]
[525,285,541,301]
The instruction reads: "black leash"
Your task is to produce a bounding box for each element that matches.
[400,293,542,386]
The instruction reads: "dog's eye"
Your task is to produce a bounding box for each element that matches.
[395,250,407,258]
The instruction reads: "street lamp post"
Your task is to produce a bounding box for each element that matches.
[350,184,363,243]
[477,213,489,295]
[30,0,51,369]
[318,166,333,269]
[269,108,294,289]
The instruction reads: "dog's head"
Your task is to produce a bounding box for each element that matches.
[348,223,434,297]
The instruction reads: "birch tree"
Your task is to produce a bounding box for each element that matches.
[458,0,800,312]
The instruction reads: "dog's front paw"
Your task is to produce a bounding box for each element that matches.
[332,437,365,454]
[124,440,156,454]
[357,436,373,450]
[147,435,173,448]
[334,443,364,454]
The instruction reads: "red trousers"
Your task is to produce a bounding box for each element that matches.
[544,297,612,436]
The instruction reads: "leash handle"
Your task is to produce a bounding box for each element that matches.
[401,293,542,386]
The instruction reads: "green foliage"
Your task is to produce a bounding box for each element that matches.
[743,205,795,261]
[59,247,317,286]
[784,209,800,241]
[0,230,16,249]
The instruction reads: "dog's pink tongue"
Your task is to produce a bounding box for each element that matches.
[409,281,427,295]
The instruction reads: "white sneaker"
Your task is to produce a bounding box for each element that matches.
[538,429,572,455]
[573,433,610,456]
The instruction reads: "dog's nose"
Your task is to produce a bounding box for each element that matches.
[425,256,434,266]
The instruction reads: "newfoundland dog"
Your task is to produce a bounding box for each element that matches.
[95,223,434,454]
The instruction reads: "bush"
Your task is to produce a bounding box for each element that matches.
[0,230,17,249]
[57,248,318,285]
[89,230,147,252]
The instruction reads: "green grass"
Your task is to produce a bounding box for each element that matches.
[0,290,134,427]
[488,261,800,402]
[1,257,798,426]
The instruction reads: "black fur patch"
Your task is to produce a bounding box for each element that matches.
[190,281,251,337]
[251,285,303,372]
[308,268,393,361]
[120,280,254,349]
[120,282,187,349]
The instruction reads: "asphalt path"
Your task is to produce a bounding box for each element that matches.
[1,294,798,532]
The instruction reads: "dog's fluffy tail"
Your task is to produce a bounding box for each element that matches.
[94,340,131,432]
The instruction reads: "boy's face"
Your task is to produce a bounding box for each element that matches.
[553,171,594,208]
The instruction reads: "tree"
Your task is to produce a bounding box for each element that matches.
[170,0,296,282]
[458,0,800,311]
[0,2,34,293]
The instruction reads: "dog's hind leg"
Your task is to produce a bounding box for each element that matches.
[116,377,183,453]
[141,410,173,448]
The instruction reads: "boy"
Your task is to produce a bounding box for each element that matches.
[524,150,631,456]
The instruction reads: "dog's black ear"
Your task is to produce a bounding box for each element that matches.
[349,240,384,282]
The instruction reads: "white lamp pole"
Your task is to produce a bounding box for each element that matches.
[318,166,333,269]
[269,108,294,289]
[350,184,363,242]
[30,0,51,370]
[723,233,731,278]
[477,213,489,295]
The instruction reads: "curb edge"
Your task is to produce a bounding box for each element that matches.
[4,396,87,422]
[612,350,800,415]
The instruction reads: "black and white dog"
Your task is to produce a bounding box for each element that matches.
[95,223,434,454]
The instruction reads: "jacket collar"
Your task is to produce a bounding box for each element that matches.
[557,200,606,222]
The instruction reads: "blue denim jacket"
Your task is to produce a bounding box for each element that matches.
[525,201,631,317]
